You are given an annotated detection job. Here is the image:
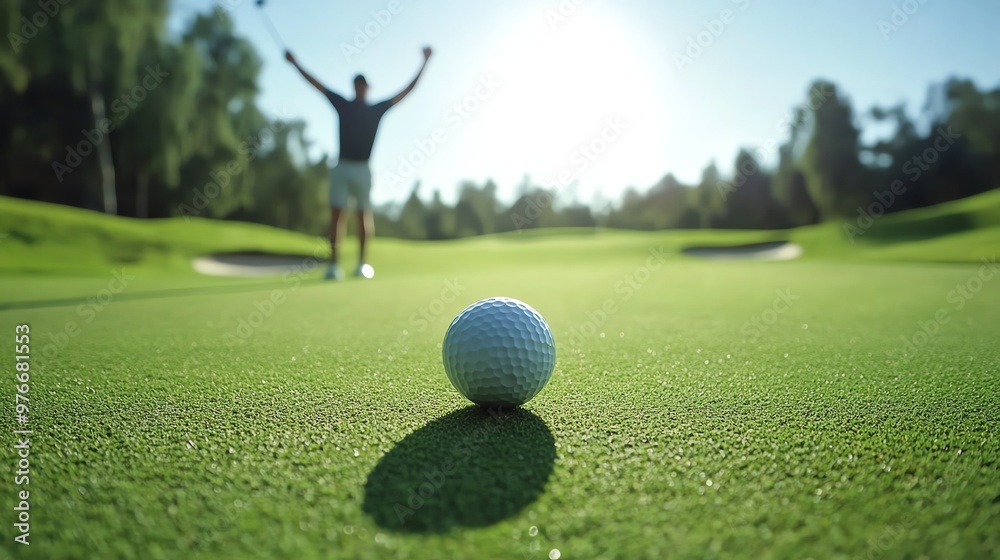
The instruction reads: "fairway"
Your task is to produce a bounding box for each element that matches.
[2,214,998,559]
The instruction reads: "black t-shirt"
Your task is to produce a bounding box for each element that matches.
[325,89,393,162]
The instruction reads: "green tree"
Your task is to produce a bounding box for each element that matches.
[642,174,693,229]
[424,190,455,240]
[397,183,428,239]
[800,80,865,219]
[937,79,1000,197]
[1,0,169,212]
[67,0,170,214]
[452,181,499,237]
[234,120,327,233]
[174,9,263,219]
[114,37,202,217]
[719,150,784,229]
[772,108,820,227]
[696,162,723,228]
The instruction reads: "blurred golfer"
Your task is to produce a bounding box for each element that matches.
[286,47,432,280]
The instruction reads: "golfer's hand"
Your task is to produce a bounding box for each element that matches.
[285,50,296,64]
[422,47,432,61]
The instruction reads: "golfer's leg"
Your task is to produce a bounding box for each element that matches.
[329,207,346,263]
[355,164,374,267]
[356,208,373,265]
[326,164,350,279]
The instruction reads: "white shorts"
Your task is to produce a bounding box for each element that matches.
[329,160,372,210]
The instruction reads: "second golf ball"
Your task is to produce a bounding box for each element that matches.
[442,297,556,407]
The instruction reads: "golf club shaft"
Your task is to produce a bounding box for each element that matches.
[256,8,286,50]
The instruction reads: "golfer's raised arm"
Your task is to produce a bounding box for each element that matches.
[389,47,432,106]
[285,51,330,96]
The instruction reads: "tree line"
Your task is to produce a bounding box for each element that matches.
[2,4,998,239]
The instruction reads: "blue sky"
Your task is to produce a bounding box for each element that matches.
[169,0,1000,206]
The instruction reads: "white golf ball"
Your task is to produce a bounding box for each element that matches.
[442,297,556,407]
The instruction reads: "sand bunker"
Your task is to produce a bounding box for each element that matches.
[681,241,803,261]
[192,252,320,277]
[192,241,801,277]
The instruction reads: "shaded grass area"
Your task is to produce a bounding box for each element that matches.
[860,187,1000,242]
[362,407,556,533]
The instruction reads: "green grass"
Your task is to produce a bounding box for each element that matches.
[3,189,1000,277]
[0,196,322,275]
[1,195,998,559]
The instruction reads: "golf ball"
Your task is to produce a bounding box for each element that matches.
[442,297,556,407]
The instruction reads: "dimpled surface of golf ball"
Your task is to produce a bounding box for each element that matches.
[442,297,555,407]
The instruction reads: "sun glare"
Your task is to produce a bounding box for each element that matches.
[479,8,665,198]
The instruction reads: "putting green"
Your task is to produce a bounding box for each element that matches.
[1,196,998,559]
